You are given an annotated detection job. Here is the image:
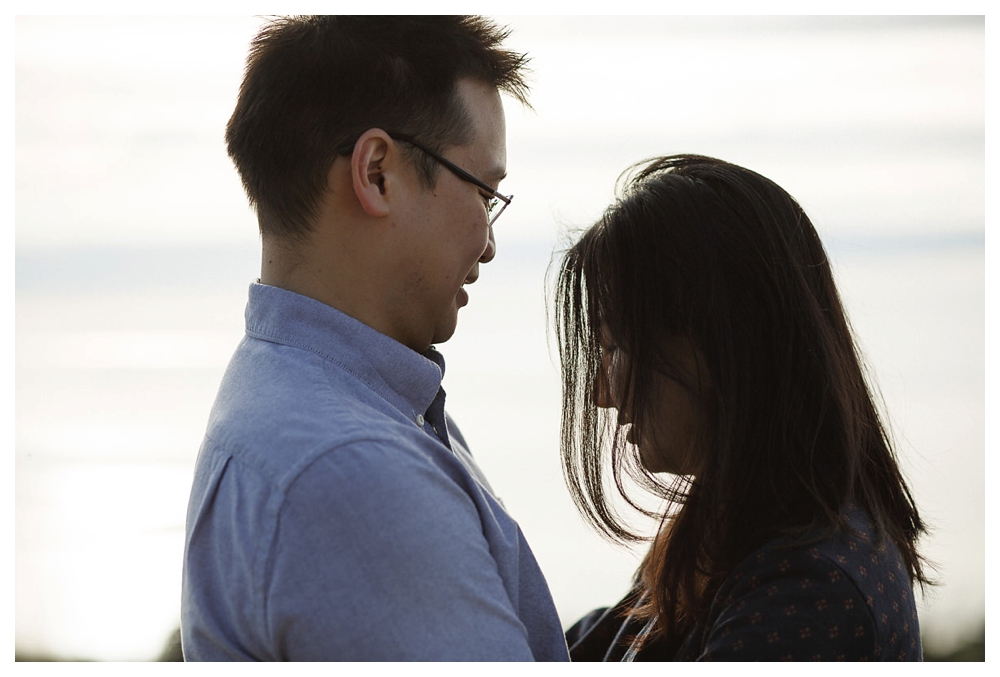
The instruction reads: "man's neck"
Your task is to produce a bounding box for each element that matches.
[259,235,428,354]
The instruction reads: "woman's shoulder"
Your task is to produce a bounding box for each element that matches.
[724,503,910,587]
[750,503,915,616]
[689,505,921,660]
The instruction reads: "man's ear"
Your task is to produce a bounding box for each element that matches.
[350,129,393,218]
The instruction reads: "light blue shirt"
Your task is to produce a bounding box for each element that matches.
[181,283,569,661]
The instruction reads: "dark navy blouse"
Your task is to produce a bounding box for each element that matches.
[567,504,921,661]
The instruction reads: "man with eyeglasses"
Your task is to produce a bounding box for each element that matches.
[181,16,568,661]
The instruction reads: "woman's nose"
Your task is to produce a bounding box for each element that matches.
[594,369,614,409]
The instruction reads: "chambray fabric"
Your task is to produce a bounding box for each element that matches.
[567,504,921,661]
[181,283,569,661]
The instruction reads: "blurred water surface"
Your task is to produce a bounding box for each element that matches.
[14,15,984,660]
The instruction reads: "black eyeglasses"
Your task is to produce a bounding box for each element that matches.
[338,132,512,227]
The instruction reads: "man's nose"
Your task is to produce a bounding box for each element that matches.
[479,225,496,263]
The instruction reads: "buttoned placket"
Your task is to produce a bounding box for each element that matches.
[418,385,451,449]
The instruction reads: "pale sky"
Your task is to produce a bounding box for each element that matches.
[11,11,989,660]
[15,14,985,251]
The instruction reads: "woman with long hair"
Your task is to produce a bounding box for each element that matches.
[555,155,929,661]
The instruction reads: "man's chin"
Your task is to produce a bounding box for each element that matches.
[430,316,459,346]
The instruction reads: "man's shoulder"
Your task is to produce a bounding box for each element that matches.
[201,336,431,487]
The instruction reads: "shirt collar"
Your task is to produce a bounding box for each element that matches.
[244,282,444,422]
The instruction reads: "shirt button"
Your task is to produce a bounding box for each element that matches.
[415,414,425,427]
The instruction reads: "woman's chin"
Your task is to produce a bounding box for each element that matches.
[637,444,668,474]
[638,444,694,476]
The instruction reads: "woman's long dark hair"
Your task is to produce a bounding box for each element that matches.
[553,155,929,642]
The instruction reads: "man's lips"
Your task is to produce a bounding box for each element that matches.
[458,269,479,307]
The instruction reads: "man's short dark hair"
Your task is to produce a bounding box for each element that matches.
[225,15,531,239]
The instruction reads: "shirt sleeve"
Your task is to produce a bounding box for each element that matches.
[260,438,538,661]
[695,546,878,661]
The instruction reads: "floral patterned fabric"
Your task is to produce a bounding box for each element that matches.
[567,504,922,661]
